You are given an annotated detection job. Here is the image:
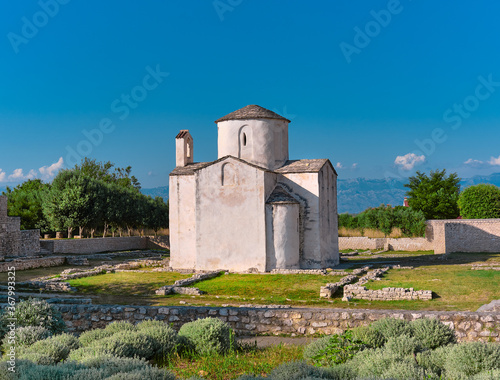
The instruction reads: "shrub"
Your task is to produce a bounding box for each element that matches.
[18,335,72,365]
[458,184,500,219]
[444,342,500,379]
[2,356,176,380]
[369,318,413,341]
[304,331,364,366]
[178,317,235,356]
[136,320,179,357]
[104,368,176,380]
[416,344,453,377]
[348,347,411,379]
[351,325,385,348]
[103,320,137,334]
[411,318,456,350]
[0,298,66,340]
[267,361,337,379]
[89,330,156,359]
[78,328,115,346]
[473,369,500,379]
[67,346,112,362]
[50,332,80,351]
[303,336,332,364]
[1,326,51,350]
[384,334,422,357]
[381,358,429,380]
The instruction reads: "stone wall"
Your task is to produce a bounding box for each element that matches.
[146,235,170,249]
[40,237,148,254]
[20,230,41,256]
[13,304,496,342]
[0,195,40,257]
[343,285,433,301]
[428,219,500,254]
[0,256,66,272]
[338,237,384,250]
[338,237,432,251]
[384,237,433,251]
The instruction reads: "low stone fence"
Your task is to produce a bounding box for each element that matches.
[338,237,384,250]
[338,237,433,251]
[384,237,433,251]
[40,237,148,254]
[8,304,495,342]
[146,235,170,249]
[343,285,433,301]
[0,256,66,272]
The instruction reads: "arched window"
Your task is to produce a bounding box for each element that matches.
[221,162,237,186]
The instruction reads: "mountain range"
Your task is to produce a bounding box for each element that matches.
[3,173,500,215]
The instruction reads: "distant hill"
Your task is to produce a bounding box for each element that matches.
[337,177,407,214]
[4,173,500,214]
[140,186,169,201]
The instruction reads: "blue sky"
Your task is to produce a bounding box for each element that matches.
[2,0,500,188]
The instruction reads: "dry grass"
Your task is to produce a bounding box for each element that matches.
[338,227,403,238]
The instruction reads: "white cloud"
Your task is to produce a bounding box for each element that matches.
[336,162,344,169]
[39,157,64,180]
[394,153,426,171]
[351,163,358,169]
[488,155,500,166]
[464,158,486,167]
[0,169,5,182]
[8,168,25,181]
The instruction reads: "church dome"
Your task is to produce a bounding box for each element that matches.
[215,105,290,123]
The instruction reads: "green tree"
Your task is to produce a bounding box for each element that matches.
[74,157,141,190]
[458,184,500,219]
[2,179,50,232]
[405,169,461,220]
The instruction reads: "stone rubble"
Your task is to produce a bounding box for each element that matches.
[155,270,223,296]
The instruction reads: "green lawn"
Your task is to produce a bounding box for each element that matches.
[5,251,500,311]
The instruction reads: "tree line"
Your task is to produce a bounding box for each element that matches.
[2,158,168,237]
[339,169,500,236]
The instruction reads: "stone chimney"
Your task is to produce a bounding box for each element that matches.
[175,130,193,167]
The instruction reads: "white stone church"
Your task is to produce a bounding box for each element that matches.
[169,105,339,272]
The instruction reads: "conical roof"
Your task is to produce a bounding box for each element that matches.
[215,105,290,123]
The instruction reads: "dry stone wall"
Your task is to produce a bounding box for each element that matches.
[338,237,432,251]
[0,256,66,272]
[6,303,495,342]
[343,285,433,301]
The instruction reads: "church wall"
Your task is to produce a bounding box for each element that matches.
[169,175,197,269]
[217,119,288,170]
[276,173,322,268]
[318,165,339,267]
[195,159,267,272]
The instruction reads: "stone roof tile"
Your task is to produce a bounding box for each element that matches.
[275,159,336,174]
[215,105,290,123]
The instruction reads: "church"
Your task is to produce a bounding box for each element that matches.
[169,105,339,272]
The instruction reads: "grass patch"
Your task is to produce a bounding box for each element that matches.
[68,272,192,296]
[165,343,303,380]
[195,273,344,304]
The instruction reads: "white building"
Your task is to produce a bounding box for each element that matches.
[169,105,339,272]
